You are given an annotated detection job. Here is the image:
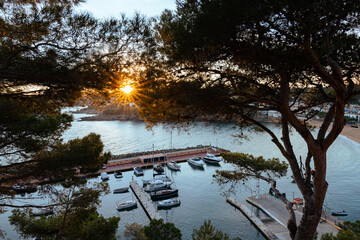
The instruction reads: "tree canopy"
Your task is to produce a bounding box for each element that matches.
[9,184,120,240]
[192,220,242,240]
[143,219,182,240]
[136,0,360,239]
[0,0,149,236]
[0,0,147,194]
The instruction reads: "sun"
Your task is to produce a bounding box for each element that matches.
[121,85,133,94]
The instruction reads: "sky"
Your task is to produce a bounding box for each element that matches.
[77,0,176,18]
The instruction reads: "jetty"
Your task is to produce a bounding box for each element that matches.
[227,198,279,240]
[228,194,342,240]
[129,180,162,220]
[98,146,228,174]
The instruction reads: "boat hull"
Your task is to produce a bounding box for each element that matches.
[331,211,348,216]
[114,171,123,178]
[150,189,179,201]
[113,187,129,194]
[167,162,181,171]
[116,201,137,211]
[187,158,204,167]
[133,167,144,176]
[157,200,181,209]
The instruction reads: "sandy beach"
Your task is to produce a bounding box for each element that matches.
[308,120,360,145]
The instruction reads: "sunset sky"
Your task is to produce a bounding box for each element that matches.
[78,0,176,18]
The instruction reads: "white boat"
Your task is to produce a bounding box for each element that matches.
[187,157,205,167]
[167,160,181,171]
[142,175,172,186]
[114,170,123,178]
[157,198,181,209]
[133,167,144,176]
[202,153,222,164]
[116,200,137,211]
[144,180,171,192]
[101,172,109,181]
[113,187,129,194]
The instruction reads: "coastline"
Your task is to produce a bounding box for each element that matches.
[308,120,360,145]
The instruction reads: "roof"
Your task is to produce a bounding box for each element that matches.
[139,153,166,159]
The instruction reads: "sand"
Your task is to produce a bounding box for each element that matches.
[308,120,360,145]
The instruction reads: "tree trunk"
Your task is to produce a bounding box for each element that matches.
[293,150,328,240]
[294,196,323,240]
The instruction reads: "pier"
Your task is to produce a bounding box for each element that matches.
[228,193,341,240]
[98,146,228,174]
[129,180,162,220]
[227,198,279,240]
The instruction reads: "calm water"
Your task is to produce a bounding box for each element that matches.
[2,113,360,239]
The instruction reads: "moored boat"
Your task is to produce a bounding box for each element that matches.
[113,187,129,194]
[187,157,205,167]
[202,153,222,164]
[150,189,179,201]
[116,200,137,211]
[144,180,172,192]
[101,172,110,181]
[133,167,144,176]
[153,164,165,173]
[331,210,348,216]
[142,175,172,186]
[114,170,123,178]
[157,198,181,209]
[167,160,181,171]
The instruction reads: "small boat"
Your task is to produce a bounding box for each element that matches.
[202,153,222,164]
[12,185,37,194]
[116,200,137,211]
[113,187,129,194]
[157,198,181,209]
[187,157,205,167]
[150,189,179,201]
[142,175,172,186]
[101,172,109,181]
[144,180,172,192]
[153,164,164,173]
[133,167,144,176]
[114,170,123,178]
[167,160,181,171]
[331,210,348,216]
[32,208,54,217]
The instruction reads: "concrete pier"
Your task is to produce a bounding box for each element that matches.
[98,146,227,174]
[227,198,280,240]
[245,194,340,239]
[130,180,162,220]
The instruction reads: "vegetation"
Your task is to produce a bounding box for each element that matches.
[321,220,360,240]
[9,184,120,240]
[124,219,241,240]
[144,219,182,240]
[124,222,146,240]
[136,0,360,239]
[0,0,146,203]
[215,153,288,198]
[192,220,242,240]
[0,0,149,237]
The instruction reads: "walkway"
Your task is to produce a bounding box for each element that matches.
[245,194,340,239]
[129,180,162,220]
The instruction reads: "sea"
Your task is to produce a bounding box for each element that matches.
[1,111,360,240]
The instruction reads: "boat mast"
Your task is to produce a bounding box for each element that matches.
[170,131,172,149]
